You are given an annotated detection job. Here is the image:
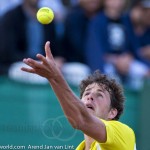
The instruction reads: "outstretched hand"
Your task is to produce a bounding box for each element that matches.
[21,41,61,80]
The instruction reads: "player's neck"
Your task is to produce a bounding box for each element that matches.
[84,134,94,150]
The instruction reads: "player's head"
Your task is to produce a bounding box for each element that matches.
[80,70,125,120]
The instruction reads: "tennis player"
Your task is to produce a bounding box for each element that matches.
[21,41,136,150]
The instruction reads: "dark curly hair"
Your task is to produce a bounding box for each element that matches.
[79,70,125,120]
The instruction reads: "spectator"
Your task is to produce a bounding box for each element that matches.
[0,0,64,75]
[39,0,67,39]
[85,0,149,89]
[0,0,21,16]
[130,0,150,68]
[62,0,103,64]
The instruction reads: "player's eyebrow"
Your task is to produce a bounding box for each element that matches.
[97,89,104,93]
[85,87,104,93]
[84,87,92,92]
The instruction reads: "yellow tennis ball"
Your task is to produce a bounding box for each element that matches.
[37,7,54,24]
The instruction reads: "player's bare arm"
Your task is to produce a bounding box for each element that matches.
[21,41,107,142]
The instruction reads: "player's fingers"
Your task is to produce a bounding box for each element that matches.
[45,41,54,60]
[36,54,47,64]
[23,58,42,69]
[21,67,35,73]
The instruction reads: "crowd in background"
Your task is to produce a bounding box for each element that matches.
[0,0,150,90]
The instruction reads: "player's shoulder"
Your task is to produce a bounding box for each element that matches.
[101,119,132,130]
[102,119,135,134]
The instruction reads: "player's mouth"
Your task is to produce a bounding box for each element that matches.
[86,103,94,111]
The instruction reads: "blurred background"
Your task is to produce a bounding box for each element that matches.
[0,0,150,149]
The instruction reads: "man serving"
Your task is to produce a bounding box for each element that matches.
[21,41,136,150]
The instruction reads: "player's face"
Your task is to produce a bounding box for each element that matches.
[81,83,112,120]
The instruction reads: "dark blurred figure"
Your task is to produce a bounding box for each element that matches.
[130,0,150,69]
[0,0,21,17]
[0,0,64,75]
[85,0,149,89]
[62,0,103,64]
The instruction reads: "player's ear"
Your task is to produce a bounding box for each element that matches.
[108,108,118,120]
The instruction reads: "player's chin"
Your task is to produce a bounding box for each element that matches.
[87,108,95,114]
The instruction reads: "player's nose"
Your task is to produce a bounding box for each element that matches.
[87,93,94,101]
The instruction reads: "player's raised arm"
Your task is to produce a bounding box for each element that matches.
[21,41,107,143]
